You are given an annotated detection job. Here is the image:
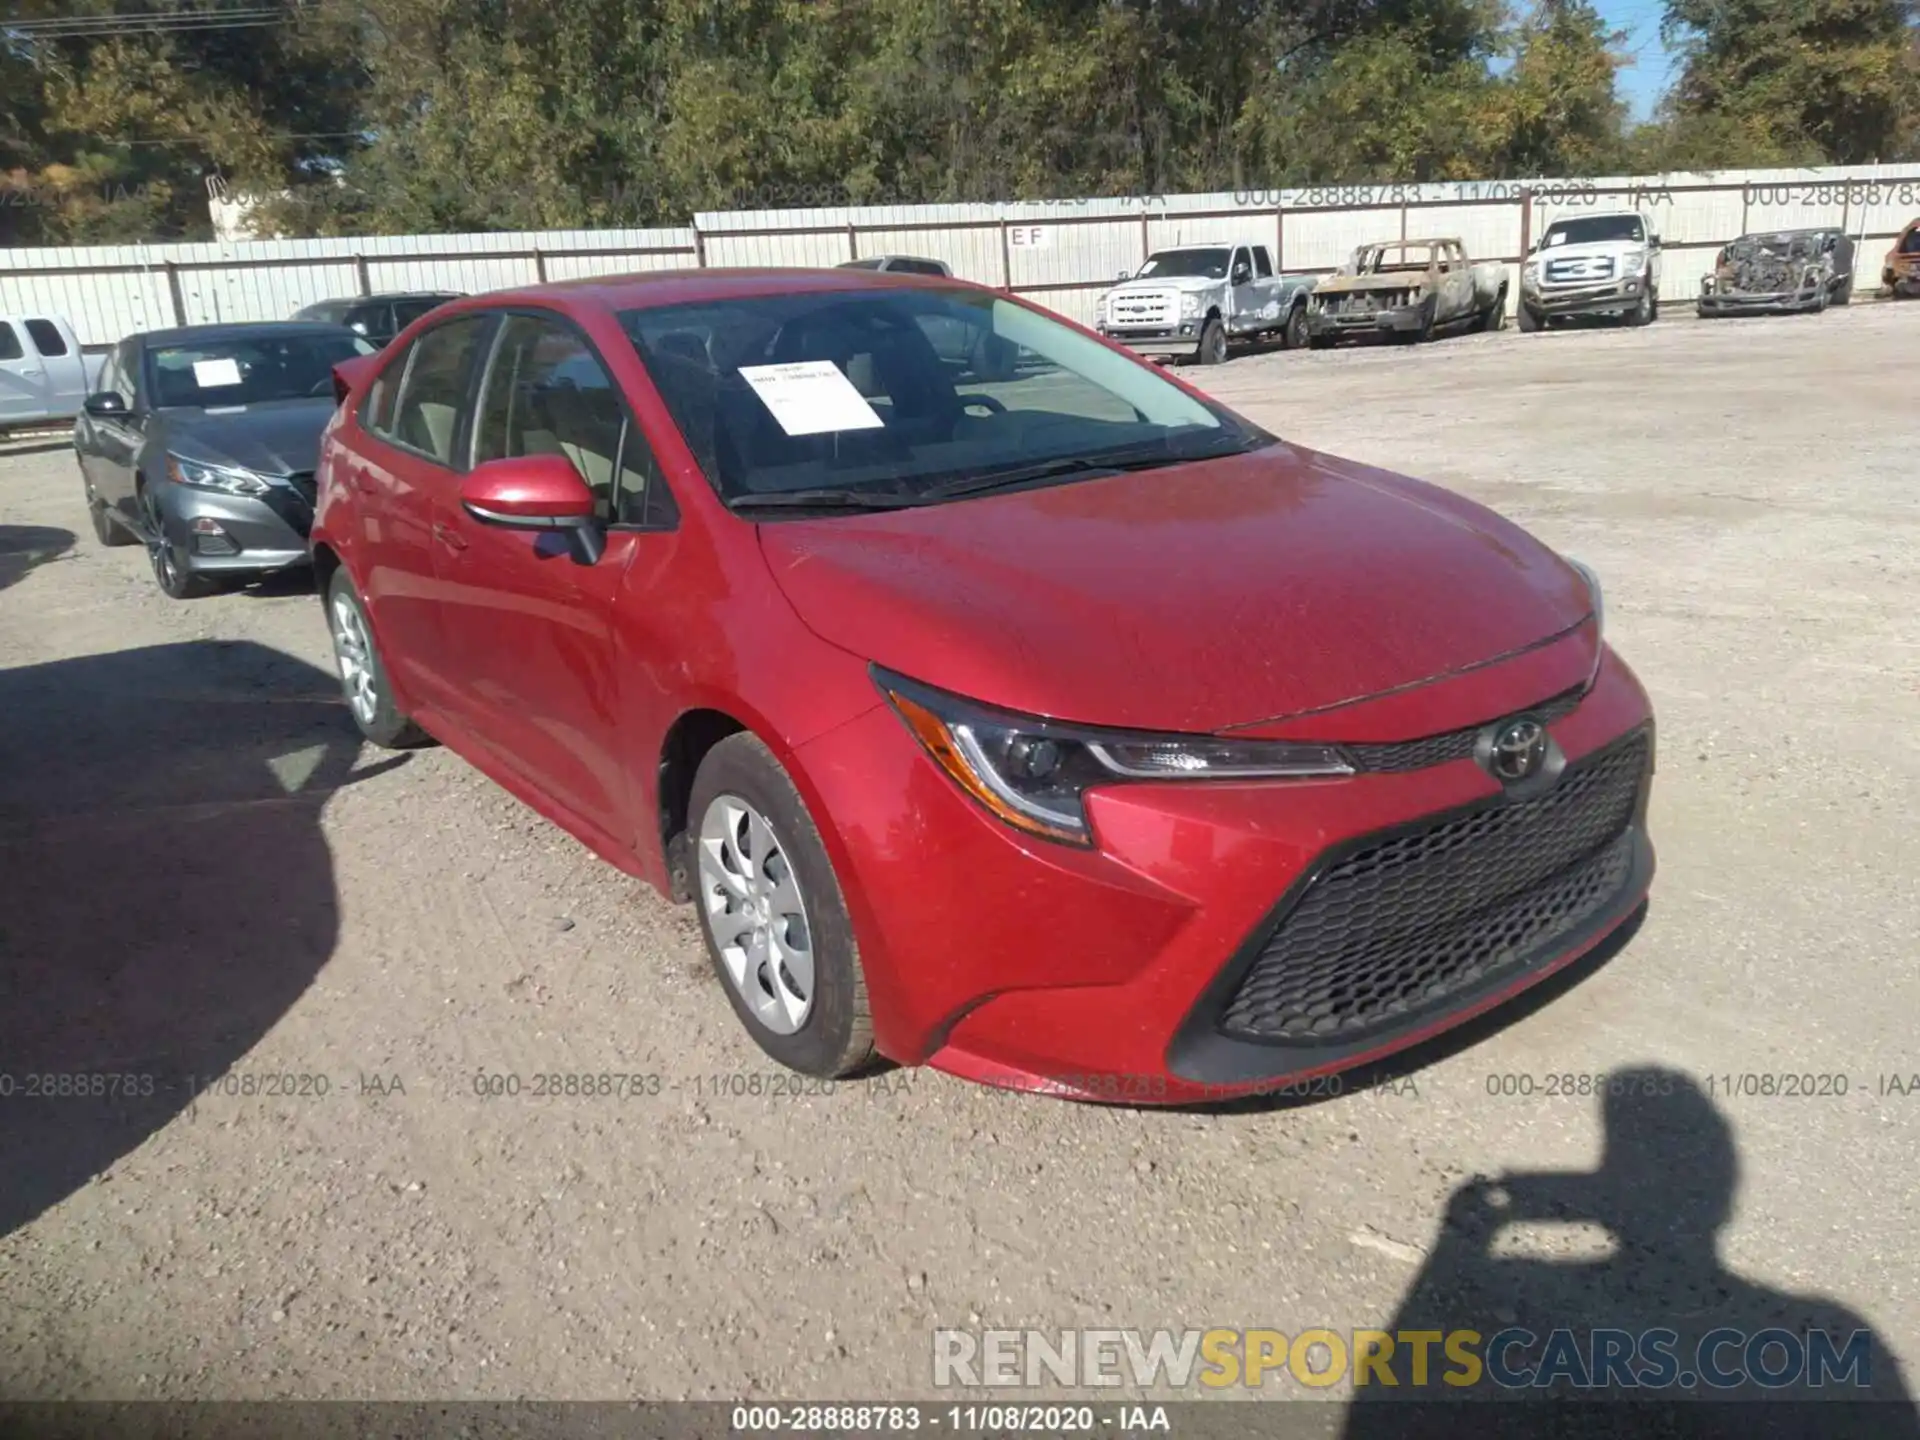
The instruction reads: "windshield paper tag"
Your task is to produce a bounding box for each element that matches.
[192,358,243,388]
[737,361,885,437]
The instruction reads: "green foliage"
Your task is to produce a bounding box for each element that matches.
[1,0,1916,244]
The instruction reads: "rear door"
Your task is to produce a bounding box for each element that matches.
[0,318,53,426]
[1228,246,1262,330]
[24,318,88,420]
[350,311,498,712]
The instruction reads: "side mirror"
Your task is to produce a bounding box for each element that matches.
[1650,233,1662,248]
[1116,269,1131,281]
[1231,267,1251,285]
[459,454,603,565]
[83,391,128,418]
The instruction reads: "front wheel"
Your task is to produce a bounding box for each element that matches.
[83,473,138,547]
[1195,318,1228,365]
[690,733,876,1079]
[1517,303,1542,333]
[140,488,218,599]
[1832,282,1852,307]
[326,567,431,748]
[1481,289,1507,332]
[1626,288,1654,327]
[1281,303,1309,350]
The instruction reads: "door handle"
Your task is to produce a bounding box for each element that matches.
[19,367,42,377]
[432,521,468,552]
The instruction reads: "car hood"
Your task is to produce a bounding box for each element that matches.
[758,443,1594,734]
[1315,272,1432,295]
[1112,274,1226,294]
[1537,239,1644,263]
[158,397,335,476]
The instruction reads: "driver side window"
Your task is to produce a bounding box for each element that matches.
[472,315,659,525]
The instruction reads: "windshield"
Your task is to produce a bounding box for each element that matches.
[622,288,1265,508]
[1901,230,1920,255]
[148,330,375,408]
[1135,249,1231,280]
[1542,215,1644,247]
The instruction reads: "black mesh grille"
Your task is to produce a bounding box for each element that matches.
[1343,688,1584,774]
[1219,732,1648,1043]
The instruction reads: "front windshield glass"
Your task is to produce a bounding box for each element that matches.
[1542,215,1644,247]
[623,288,1265,506]
[1135,248,1231,280]
[148,330,375,408]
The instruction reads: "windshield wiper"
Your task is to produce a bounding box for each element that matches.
[727,488,928,513]
[921,436,1252,502]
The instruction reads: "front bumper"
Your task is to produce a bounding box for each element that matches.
[1697,284,1822,315]
[1305,301,1428,339]
[1523,274,1645,317]
[1099,323,1202,357]
[153,475,314,575]
[797,639,1656,1105]
[1885,264,1920,295]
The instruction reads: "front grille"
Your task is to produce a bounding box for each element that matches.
[1109,290,1177,327]
[1321,290,1410,316]
[1218,731,1648,1043]
[1544,255,1616,285]
[1345,688,1584,773]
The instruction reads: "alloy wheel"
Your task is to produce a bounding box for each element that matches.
[329,593,380,727]
[698,795,815,1035]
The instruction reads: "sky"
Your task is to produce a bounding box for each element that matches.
[1597,0,1682,120]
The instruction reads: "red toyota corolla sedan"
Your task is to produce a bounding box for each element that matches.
[310,268,1655,1105]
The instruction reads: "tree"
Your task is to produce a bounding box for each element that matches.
[1659,0,1920,165]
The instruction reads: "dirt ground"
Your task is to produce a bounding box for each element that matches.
[2,303,1916,1412]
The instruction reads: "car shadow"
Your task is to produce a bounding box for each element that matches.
[0,524,76,594]
[228,566,320,600]
[1338,1065,1918,1434]
[0,640,406,1238]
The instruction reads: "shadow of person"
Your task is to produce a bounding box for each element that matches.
[1341,1067,1917,1438]
[0,524,75,593]
[0,640,406,1238]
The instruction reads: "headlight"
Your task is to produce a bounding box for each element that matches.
[166,454,271,497]
[1522,260,1539,282]
[1179,293,1203,319]
[1565,557,1604,636]
[878,670,1353,846]
[1620,252,1645,276]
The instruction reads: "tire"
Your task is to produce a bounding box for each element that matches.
[1307,332,1335,350]
[1481,289,1507,332]
[1650,290,1661,321]
[1281,302,1309,350]
[139,486,218,599]
[83,472,137,547]
[1517,303,1542,333]
[690,733,876,1079]
[1833,282,1852,307]
[1625,287,1654,327]
[1195,317,1228,365]
[1408,297,1436,343]
[325,567,431,748]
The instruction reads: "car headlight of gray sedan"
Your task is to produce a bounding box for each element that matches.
[166,454,273,497]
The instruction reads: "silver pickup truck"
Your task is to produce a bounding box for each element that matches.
[1094,242,1317,364]
[1306,238,1508,346]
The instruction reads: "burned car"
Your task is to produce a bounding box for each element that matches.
[1698,228,1855,317]
[1881,218,1920,298]
[1305,238,1507,347]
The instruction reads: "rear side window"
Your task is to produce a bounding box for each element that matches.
[388,315,492,466]
[25,320,68,356]
[1252,247,1274,278]
[392,297,448,330]
[0,323,21,362]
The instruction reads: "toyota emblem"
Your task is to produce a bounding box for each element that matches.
[1488,717,1549,782]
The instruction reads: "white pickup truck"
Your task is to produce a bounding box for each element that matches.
[1518,211,1662,330]
[1094,242,1317,364]
[1,313,104,437]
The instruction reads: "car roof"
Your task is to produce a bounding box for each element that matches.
[134,320,365,347]
[422,266,981,318]
[299,291,462,308]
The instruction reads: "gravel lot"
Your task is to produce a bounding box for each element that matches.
[2,304,1917,1414]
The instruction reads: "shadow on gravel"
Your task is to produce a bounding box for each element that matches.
[0,524,75,593]
[0,640,407,1238]
[0,437,73,459]
[1340,1066,1918,1437]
